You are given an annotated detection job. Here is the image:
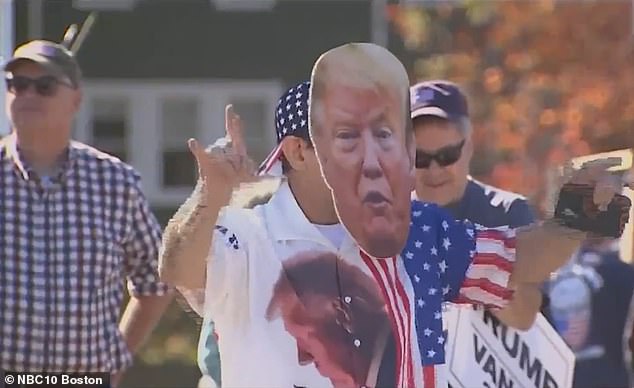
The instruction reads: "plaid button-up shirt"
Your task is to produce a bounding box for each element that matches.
[0,134,170,373]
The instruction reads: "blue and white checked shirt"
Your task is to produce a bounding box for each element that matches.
[0,134,170,373]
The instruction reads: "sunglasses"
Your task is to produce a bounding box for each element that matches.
[5,75,73,97]
[415,139,466,169]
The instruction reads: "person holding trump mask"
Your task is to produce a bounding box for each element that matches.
[162,41,632,388]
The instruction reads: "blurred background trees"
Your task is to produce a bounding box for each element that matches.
[389,0,634,215]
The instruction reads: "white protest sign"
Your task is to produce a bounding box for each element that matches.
[444,305,575,388]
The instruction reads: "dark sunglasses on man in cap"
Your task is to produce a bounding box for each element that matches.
[5,74,74,97]
[415,139,466,169]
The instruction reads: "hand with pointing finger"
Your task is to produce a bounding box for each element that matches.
[189,104,255,206]
[159,105,254,289]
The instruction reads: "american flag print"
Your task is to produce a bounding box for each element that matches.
[363,200,517,388]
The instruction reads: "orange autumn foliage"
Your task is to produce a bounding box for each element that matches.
[389,1,634,216]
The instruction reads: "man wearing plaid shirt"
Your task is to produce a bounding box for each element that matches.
[0,40,172,385]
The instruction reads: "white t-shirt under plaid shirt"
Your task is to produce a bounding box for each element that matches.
[0,134,170,373]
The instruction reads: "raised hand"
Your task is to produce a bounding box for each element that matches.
[189,104,255,205]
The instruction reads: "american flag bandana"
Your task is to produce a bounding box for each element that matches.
[258,81,311,177]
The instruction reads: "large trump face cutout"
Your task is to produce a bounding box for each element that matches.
[308,43,415,258]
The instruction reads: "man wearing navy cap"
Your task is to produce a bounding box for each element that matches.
[410,80,534,227]
[410,80,540,330]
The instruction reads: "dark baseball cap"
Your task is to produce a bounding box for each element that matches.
[3,40,81,87]
[410,80,468,121]
[257,81,310,177]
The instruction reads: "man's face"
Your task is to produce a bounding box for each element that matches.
[5,61,79,138]
[413,118,472,206]
[312,85,412,258]
[282,310,357,388]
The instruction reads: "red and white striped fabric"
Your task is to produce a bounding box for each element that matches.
[361,253,415,388]
[455,226,516,309]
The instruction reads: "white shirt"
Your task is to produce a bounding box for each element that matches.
[202,182,427,387]
[314,223,346,249]
[190,182,516,388]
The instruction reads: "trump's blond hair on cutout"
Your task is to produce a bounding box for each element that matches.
[308,42,412,141]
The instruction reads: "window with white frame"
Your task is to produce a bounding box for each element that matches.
[89,96,130,162]
[76,80,282,207]
[160,97,199,188]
